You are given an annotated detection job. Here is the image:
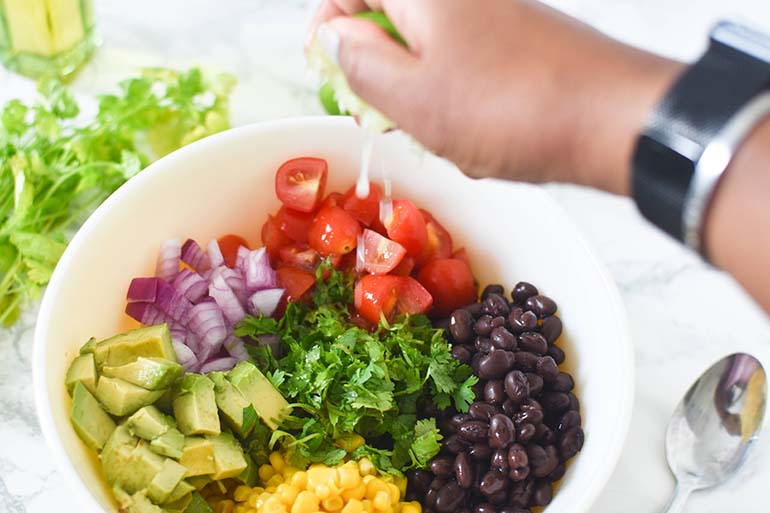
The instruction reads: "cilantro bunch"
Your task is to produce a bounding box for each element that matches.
[236,264,477,474]
[0,69,235,326]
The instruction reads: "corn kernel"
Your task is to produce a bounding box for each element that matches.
[322,496,344,512]
[365,480,389,501]
[400,502,421,513]
[386,484,400,505]
[276,484,299,506]
[308,466,339,490]
[282,467,300,480]
[262,496,285,513]
[290,471,308,490]
[259,465,276,483]
[270,452,286,473]
[372,491,390,511]
[266,487,278,494]
[291,491,320,513]
[314,484,331,501]
[215,500,236,513]
[357,459,374,476]
[337,464,362,490]
[235,486,253,503]
[362,499,374,513]
[267,474,285,487]
[341,482,366,501]
[392,477,407,497]
[341,499,364,513]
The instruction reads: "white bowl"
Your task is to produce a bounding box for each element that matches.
[33,117,633,513]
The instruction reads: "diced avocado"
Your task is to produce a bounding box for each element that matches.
[236,453,258,487]
[102,357,183,391]
[113,488,165,513]
[102,424,139,456]
[127,405,173,440]
[183,492,214,513]
[228,361,290,430]
[70,382,116,450]
[150,427,185,459]
[186,475,212,491]
[155,388,174,414]
[172,374,220,436]
[95,376,165,417]
[66,354,97,396]
[165,492,194,513]
[210,372,256,438]
[207,432,248,480]
[105,441,167,494]
[93,324,176,369]
[179,437,215,477]
[166,479,195,504]
[148,459,188,504]
[80,337,97,355]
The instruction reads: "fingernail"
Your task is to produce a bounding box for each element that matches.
[316,23,341,66]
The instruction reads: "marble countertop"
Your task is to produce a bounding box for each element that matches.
[2,1,770,512]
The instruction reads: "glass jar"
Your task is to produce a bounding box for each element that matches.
[0,0,99,80]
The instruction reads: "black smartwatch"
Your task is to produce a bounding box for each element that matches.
[632,21,770,257]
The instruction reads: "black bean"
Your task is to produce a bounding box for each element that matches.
[430,478,446,490]
[477,351,516,380]
[557,410,581,435]
[479,470,508,497]
[445,434,468,454]
[547,345,565,364]
[525,373,544,397]
[502,399,517,416]
[535,356,559,382]
[449,414,470,432]
[507,308,538,334]
[559,426,584,460]
[504,370,530,403]
[568,392,580,412]
[488,414,516,449]
[469,402,498,421]
[540,392,570,413]
[425,483,441,508]
[484,380,506,405]
[482,294,510,317]
[508,466,530,482]
[491,316,506,328]
[430,456,454,478]
[473,503,496,513]
[516,423,536,444]
[490,327,517,351]
[532,481,553,507]
[407,470,433,495]
[513,351,539,371]
[449,309,475,343]
[518,332,548,355]
[464,303,484,318]
[482,284,505,301]
[471,353,484,375]
[549,372,574,393]
[515,402,544,426]
[490,448,508,471]
[458,421,489,443]
[547,464,566,482]
[508,479,535,508]
[469,443,492,462]
[474,315,494,336]
[540,316,562,343]
[488,489,508,505]
[475,337,493,354]
[530,445,559,478]
[435,482,466,513]
[500,508,531,513]
[507,443,528,469]
[524,295,557,318]
[511,282,538,305]
[534,424,556,445]
[455,452,474,489]
[451,345,473,364]
[472,380,486,399]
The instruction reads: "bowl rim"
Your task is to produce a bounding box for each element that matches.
[32,116,635,513]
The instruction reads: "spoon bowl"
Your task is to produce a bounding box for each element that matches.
[663,353,767,512]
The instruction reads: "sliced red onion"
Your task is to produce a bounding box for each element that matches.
[156,239,181,282]
[207,239,224,268]
[172,269,208,303]
[181,239,210,272]
[242,248,278,293]
[127,277,161,303]
[209,267,246,324]
[155,280,193,325]
[199,357,239,374]
[126,302,171,326]
[218,266,247,304]
[187,301,227,357]
[248,288,284,317]
[172,340,199,371]
[224,338,250,362]
[235,246,250,274]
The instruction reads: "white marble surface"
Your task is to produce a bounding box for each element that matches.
[2,1,770,512]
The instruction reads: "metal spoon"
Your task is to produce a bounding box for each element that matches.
[662,353,767,513]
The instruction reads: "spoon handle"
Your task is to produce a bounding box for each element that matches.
[661,483,694,513]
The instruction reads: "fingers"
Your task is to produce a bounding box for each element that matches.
[323,16,421,124]
[307,0,383,46]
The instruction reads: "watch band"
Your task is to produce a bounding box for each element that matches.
[632,21,770,246]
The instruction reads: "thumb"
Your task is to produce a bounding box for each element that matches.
[318,16,420,123]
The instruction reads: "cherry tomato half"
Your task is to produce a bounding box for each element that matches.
[276,206,315,243]
[308,206,362,256]
[416,209,453,266]
[361,229,406,275]
[218,234,249,268]
[342,182,383,226]
[279,244,321,271]
[275,157,328,213]
[276,266,316,301]
[417,258,477,317]
[384,199,428,257]
[321,192,345,210]
[261,215,292,262]
[354,275,433,325]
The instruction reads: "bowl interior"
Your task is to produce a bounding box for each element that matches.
[34,117,633,513]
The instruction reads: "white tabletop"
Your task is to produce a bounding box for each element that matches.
[2,1,770,512]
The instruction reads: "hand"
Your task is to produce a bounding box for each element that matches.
[308,0,679,193]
